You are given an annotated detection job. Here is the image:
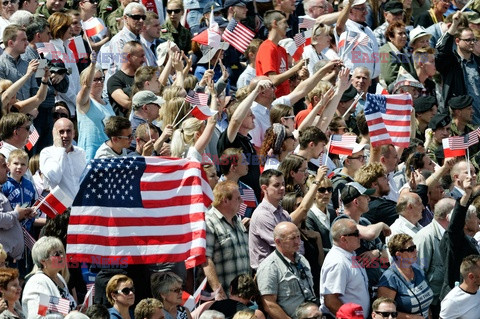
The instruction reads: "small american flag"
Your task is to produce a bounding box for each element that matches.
[222,19,255,53]
[238,188,256,217]
[294,32,306,47]
[298,16,316,29]
[48,296,71,315]
[186,91,208,107]
[448,129,480,150]
[22,227,36,250]
[25,125,39,151]
[329,134,357,155]
[35,42,56,55]
[81,283,95,311]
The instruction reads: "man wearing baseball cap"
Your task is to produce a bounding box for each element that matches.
[373,1,405,47]
[337,303,365,319]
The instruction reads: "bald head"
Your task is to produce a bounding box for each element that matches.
[274,221,298,240]
[53,118,75,150]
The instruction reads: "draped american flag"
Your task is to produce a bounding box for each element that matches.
[328,134,357,155]
[222,19,255,53]
[186,91,208,107]
[66,157,213,268]
[448,129,480,150]
[364,93,413,148]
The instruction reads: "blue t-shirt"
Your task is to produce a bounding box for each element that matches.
[378,264,434,318]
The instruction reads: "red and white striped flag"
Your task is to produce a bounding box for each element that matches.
[328,134,358,155]
[22,227,36,250]
[48,296,70,315]
[25,125,39,151]
[364,93,412,148]
[35,186,73,219]
[81,283,95,311]
[186,91,208,106]
[66,157,213,268]
[222,19,255,53]
[298,15,316,29]
[68,36,87,62]
[442,138,466,158]
[83,17,105,37]
[448,130,480,150]
[191,105,218,121]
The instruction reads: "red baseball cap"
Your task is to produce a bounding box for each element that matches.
[336,303,364,319]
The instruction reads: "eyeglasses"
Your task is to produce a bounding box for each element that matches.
[317,187,333,193]
[117,287,135,295]
[461,38,477,43]
[2,0,18,6]
[398,245,416,253]
[18,125,31,131]
[166,9,182,14]
[374,311,398,318]
[282,115,295,120]
[347,155,366,161]
[127,14,146,20]
[285,135,295,140]
[343,229,360,237]
[53,112,69,119]
[116,135,134,140]
[169,287,183,293]
[93,76,105,82]
[50,251,64,258]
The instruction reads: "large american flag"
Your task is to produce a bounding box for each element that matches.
[448,129,480,150]
[222,19,255,53]
[329,134,357,155]
[66,157,213,268]
[364,93,412,148]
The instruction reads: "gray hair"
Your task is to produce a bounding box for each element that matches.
[199,310,225,319]
[9,10,34,26]
[64,311,90,319]
[331,219,356,242]
[124,2,146,16]
[294,302,318,319]
[433,198,455,219]
[352,66,371,79]
[150,271,183,301]
[32,236,65,268]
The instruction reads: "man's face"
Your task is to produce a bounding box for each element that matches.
[417,105,437,124]
[457,163,477,186]
[232,5,248,20]
[279,0,295,14]
[456,106,474,123]
[410,194,424,222]
[46,0,66,12]
[240,110,255,131]
[382,146,399,173]
[23,0,39,13]
[346,150,365,171]
[116,128,133,149]
[70,15,83,36]
[349,4,367,23]
[465,212,480,234]
[311,141,326,159]
[308,0,327,18]
[276,17,289,39]
[234,153,249,177]
[384,10,404,24]
[457,30,476,54]
[125,7,145,35]
[376,175,390,197]
[0,156,9,184]
[54,120,75,149]
[145,19,161,39]
[144,103,160,122]
[277,227,301,256]
[38,26,52,42]
[355,194,370,214]
[433,124,451,142]
[342,223,361,251]
[263,175,285,203]
[372,302,397,319]
[129,45,146,69]
[11,31,28,55]
[352,70,371,93]
[226,188,243,215]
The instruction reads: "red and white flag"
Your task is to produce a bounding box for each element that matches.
[25,125,39,151]
[191,105,217,121]
[364,93,412,148]
[48,296,70,315]
[222,19,255,53]
[81,283,95,311]
[68,36,87,62]
[442,138,466,158]
[35,186,73,219]
[448,129,480,150]
[83,17,105,37]
[38,294,50,316]
[66,157,213,268]
[35,42,56,56]
[328,134,357,155]
[186,91,208,106]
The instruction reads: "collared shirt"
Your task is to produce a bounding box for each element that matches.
[309,204,330,230]
[107,26,141,77]
[320,245,370,318]
[250,101,270,148]
[387,215,423,245]
[373,21,389,48]
[249,199,291,269]
[0,52,38,101]
[140,36,157,67]
[237,64,256,90]
[206,206,250,293]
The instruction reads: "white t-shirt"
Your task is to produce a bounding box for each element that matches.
[440,285,480,319]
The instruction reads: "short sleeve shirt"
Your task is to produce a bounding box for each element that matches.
[255,39,290,98]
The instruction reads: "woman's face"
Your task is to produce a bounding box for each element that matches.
[396,240,417,265]
[167,4,183,25]
[62,24,74,41]
[280,111,295,131]
[313,31,330,52]
[291,161,308,186]
[315,180,332,208]
[283,129,297,154]
[2,0,19,19]
[390,27,407,50]
[422,154,436,172]
[0,278,21,303]
[204,166,219,190]
[162,282,183,306]
[42,248,66,272]
[91,71,105,94]
[114,281,135,307]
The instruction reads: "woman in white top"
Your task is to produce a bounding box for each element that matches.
[302,23,339,75]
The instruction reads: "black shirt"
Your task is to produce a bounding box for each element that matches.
[107,70,134,117]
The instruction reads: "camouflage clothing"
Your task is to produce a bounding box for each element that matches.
[35,4,67,18]
[451,121,480,169]
[159,19,191,53]
[106,6,124,37]
[98,0,119,23]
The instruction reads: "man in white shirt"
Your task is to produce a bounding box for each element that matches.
[386,192,424,244]
[450,160,477,200]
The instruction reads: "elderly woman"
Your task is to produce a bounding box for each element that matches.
[377,234,433,319]
[414,0,449,28]
[279,154,308,195]
[77,54,115,161]
[48,12,81,117]
[134,298,164,319]
[302,23,338,75]
[379,21,415,87]
[0,268,24,319]
[106,275,135,319]
[22,236,76,318]
[151,272,191,319]
[260,124,297,170]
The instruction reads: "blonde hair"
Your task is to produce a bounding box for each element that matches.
[0,243,7,261]
[162,86,185,101]
[232,311,255,319]
[170,117,204,157]
[8,149,28,164]
[106,275,134,305]
[160,97,190,129]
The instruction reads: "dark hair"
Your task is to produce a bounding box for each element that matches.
[259,169,283,187]
[104,116,132,138]
[298,126,327,149]
[282,192,302,214]
[385,21,406,42]
[229,274,259,300]
[219,148,243,176]
[0,113,30,140]
[26,17,49,42]
[356,111,369,136]
[85,304,110,319]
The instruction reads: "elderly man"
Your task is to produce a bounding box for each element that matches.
[320,218,370,318]
[203,181,250,300]
[386,192,424,244]
[257,222,316,319]
[373,0,405,47]
[39,118,86,201]
[294,302,322,319]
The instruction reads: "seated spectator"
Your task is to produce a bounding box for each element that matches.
[0,268,24,319]
[106,274,135,319]
[86,304,110,319]
[279,154,308,195]
[22,236,77,317]
[95,116,133,158]
[134,298,164,319]
[377,234,434,318]
[151,272,192,319]
[294,302,323,319]
[414,0,448,28]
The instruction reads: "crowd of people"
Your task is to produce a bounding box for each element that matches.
[0,0,480,317]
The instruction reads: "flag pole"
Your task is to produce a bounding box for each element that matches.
[172,100,186,126]
[467,147,471,177]
[324,135,332,166]
[173,107,194,128]
[342,93,363,119]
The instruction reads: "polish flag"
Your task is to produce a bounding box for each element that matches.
[442,138,466,158]
[83,17,105,37]
[207,6,221,48]
[191,105,217,120]
[68,36,87,62]
[35,186,73,219]
[81,283,95,311]
[38,294,50,316]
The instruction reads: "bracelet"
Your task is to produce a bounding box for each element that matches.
[41,80,48,85]
[312,180,321,185]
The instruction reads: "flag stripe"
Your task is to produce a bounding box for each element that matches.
[70,214,205,227]
[67,230,206,245]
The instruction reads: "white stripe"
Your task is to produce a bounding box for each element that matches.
[70,204,206,218]
[370,133,391,141]
[144,157,193,165]
[382,114,411,121]
[67,220,205,236]
[141,167,203,182]
[367,123,387,131]
[51,185,73,207]
[384,126,411,132]
[141,185,206,200]
[67,238,206,256]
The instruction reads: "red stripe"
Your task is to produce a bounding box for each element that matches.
[191,106,210,120]
[329,145,353,156]
[38,202,58,219]
[69,212,205,226]
[369,127,389,135]
[140,175,202,191]
[385,98,412,105]
[46,194,67,215]
[142,194,208,208]
[366,117,384,126]
[143,162,201,173]
[387,131,411,137]
[383,120,411,126]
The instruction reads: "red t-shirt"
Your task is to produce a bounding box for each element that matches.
[255,39,290,98]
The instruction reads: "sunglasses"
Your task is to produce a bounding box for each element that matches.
[343,229,360,237]
[374,311,398,318]
[93,76,105,82]
[399,245,416,253]
[317,187,333,193]
[285,135,295,140]
[2,0,17,5]
[50,250,64,258]
[282,115,295,120]
[53,112,69,119]
[169,287,182,293]
[127,14,146,20]
[166,9,182,14]
[117,287,135,295]
[117,134,134,140]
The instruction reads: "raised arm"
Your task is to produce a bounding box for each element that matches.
[2,60,39,111]
[194,81,219,154]
[76,53,97,114]
[15,69,50,114]
[267,59,306,88]
[335,0,353,35]
[297,86,335,131]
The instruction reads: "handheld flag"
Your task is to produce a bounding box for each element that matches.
[83,17,105,37]
[328,134,358,155]
[222,19,255,53]
[442,138,466,158]
[68,36,87,62]
[35,186,73,219]
[25,125,39,151]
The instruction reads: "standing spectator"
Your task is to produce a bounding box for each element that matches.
[449,160,476,200]
[140,11,161,66]
[373,1,405,47]
[19,0,39,14]
[36,0,66,18]
[237,39,262,90]
[159,0,191,54]
[79,0,110,51]
[386,192,424,244]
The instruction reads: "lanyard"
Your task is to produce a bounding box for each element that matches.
[274,250,315,299]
